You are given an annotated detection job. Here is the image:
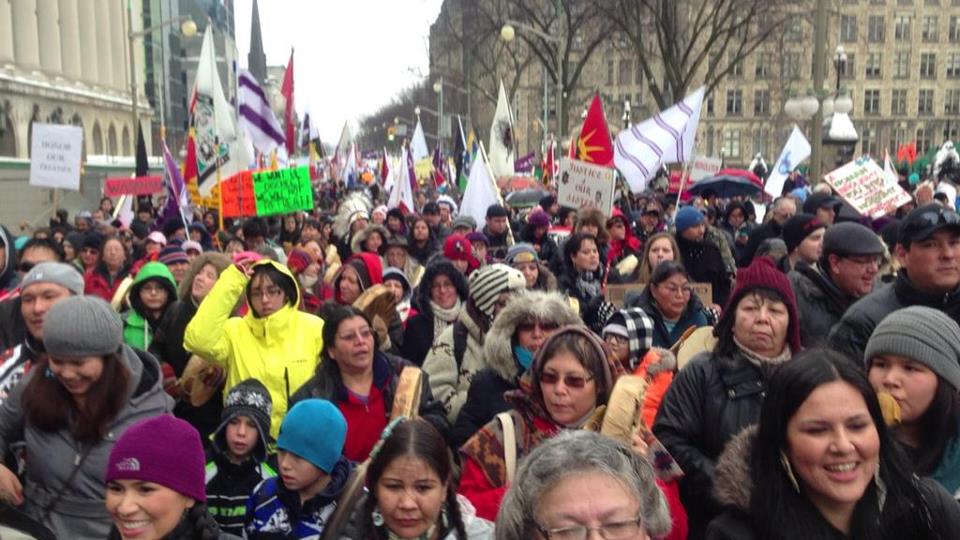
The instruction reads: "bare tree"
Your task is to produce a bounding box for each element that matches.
[602,0,797,110]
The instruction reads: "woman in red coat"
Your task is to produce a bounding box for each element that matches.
[84,236,131,302]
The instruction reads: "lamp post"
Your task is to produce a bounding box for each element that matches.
[126,0,196,151]
[433,78,443,153]
[500,21,565,137]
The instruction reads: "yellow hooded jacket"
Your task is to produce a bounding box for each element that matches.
[184,259,324,438]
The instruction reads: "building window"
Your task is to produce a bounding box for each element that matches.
[754,89,770,116]
[865,53,882,78]
[841,15,858,42]
[784,52,801,79]
[618,59,632,85]
[917,126,933,152]
[891,88,908,114]
[920,53,937,78]
[755,53,771,79]
[840,53,855,78]
[922,16,939,41]
[729,52,743,78]
[706,126,715,156]
[894,51,911,78]
[723,129,742,160]
[726,89,743,116]
[868,15,886,42]
[706,95,715,116]
[606,60,614,85]
[918,89,934,114]
[895,15,912,41]
[951,16,960,41]
[635,60,643,85]
[864,89,881,114]
[786,18,803,41]
[947,53,960,77]
[753,128,770,157]
[947,89,960,114]
[861,123,877,156]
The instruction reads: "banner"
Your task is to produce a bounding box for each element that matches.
[252,166,313,216]
[220,171,257,218]
[765,125,811,197]
[689,156,722,181]
[29,123,83,190]
[104,176,163,197]
[823,158,912,218]
[557,158,616,216]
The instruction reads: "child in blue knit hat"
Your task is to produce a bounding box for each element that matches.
[244,399,353,539]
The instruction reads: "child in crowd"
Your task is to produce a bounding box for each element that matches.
[245,399,353,539]
[205,379,277,537]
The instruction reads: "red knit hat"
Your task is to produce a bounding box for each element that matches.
[719,257,802,352]
[286,248,313,275]
[444,234,479,272]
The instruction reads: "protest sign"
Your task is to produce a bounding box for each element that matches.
[252,166,314,216]
[823,158,912,218]
[220,170,258,218]
[557,158,616,215]
[689,156,722,181]
[104,176,163,197]
[29,123,83,190]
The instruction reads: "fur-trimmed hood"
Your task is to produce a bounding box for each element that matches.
[483,290,580,382]
[350,223,390,255]
[177,252,232,302]
[713,424,758,512]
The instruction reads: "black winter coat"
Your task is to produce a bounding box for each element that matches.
[0,296,25,351]
[150,299,223,445]
[676,235,731,307]
[739,220,783,268]
[828,271,960,362]
[290,352,451,443]
[400,311,436,367]
[451,367,515,448]
[788,262,855,349]
[652,350,768,540]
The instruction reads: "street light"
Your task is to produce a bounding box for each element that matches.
[500,20,565,138]
[433,78,443,153]
[126,0,197,149]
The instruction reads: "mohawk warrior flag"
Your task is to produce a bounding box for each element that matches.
[576,94,614,166]
[487,80,516,179]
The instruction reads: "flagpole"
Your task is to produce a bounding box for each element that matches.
[479,141,515,246]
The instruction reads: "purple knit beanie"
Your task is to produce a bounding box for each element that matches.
[105,415,206,502]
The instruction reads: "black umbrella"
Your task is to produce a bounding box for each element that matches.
[688,174,762,198]
[505,188,549,208]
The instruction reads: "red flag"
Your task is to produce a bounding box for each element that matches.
[379,148,390,185]
[184,128,198,184]
[281,50,295,155]
[542,139,557,185]
[897,141,917,165]
[576,93,614,166]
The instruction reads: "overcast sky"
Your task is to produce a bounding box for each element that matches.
[233,0,444,144]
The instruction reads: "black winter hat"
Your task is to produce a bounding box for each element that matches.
[213,379,273,462]
[781,213,825,254]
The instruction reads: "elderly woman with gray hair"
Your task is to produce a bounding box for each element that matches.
[495,430,675,540]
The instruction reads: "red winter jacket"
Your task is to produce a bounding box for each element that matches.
[83,263,130,302]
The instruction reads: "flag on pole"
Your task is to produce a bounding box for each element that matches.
[614,86,705,193]
[411,119,430,161]
[379,147,390,186]
[460,144,500,228]
[576,93,614,166]
[281,49,295,156]
[342,143,358,187]
[155,140,193,231]
[764,125,811,197]
[432,145,446,187]
[883,149,899,186]
[238,68,285,154]
[542,138,558,185]
[487,80,516,179]
[388,147,415,213]
[193,26,249,195]
[453,116,468,179]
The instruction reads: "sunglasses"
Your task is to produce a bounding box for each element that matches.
[517,321,560,333]
[540,371,594,389]
[903,207,960,239]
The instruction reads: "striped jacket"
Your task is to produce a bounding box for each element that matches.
[205,454,276,537]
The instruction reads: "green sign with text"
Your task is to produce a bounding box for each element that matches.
[251,166,314,216]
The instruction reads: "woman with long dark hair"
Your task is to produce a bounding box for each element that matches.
[707,349,960,539]
[342,418,493,539]
[626,261,709,349]
[0,296,171,538]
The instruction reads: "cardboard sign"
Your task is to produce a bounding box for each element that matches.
[690,156,722,181]
[104,175,163,197]
[29,123,83,190]
[691,282,713,306]
[823,158,912,218]
[557,158,616,215]
[220,171,258,218]
[252,166,314,216]
[604,282,712,307]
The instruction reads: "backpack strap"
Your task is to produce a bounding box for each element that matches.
[452,321,469,371]
[496,412,517,484]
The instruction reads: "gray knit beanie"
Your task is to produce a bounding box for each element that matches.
[20,262,84,296]
[864,306,960,391]
[43,295,123,358]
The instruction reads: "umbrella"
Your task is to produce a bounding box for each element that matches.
[505,188,549,208]
[688,174,761,198]
[717,168,763,188]
[497,176,540,191]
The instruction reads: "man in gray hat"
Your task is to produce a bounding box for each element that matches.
[0,262,84,403]
[789,222,884,348]
[830,203,960,360]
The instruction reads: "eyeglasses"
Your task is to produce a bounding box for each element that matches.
[842,255,881,267]
[604,334,628,346]
[903,207,960,239]
[140,283,167,294]
[432,280,455,292]
[337,327,374,342]
[539,371,594,389]
[17,262,35,273]
[517,321,560,333]
[657,283,691,297]
[536,516,644,540]
[250,286,284,300]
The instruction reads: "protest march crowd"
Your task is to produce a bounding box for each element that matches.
[5,148,960,540]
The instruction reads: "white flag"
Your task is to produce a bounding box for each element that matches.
[460,148,499,228]
[194,27,250,195]
[765,125,811,197]
[388,148,415,213]
[411,119,430,162]
[334,122,353,167]
[614,86,704,193]
[883,149,899,186]
[487,80,516,179]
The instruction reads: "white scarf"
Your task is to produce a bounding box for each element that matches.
[430,298,463,338]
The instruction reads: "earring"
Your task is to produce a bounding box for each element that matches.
[874,461,887,511]
[441,502,449,528]
[45,367,54,379]
[372,508,384,527]
[780,451,800,493]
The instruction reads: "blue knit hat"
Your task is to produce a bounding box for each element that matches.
[674,206,705,233]
[277,399,346,473]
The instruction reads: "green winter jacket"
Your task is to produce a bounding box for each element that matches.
[123,262,178,350]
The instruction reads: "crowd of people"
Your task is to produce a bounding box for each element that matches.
[0,170,960,539]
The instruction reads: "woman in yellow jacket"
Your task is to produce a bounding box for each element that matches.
[184,255,324,438]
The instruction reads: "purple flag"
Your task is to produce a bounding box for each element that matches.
[154,141,193,232]
[514,152,536,173]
